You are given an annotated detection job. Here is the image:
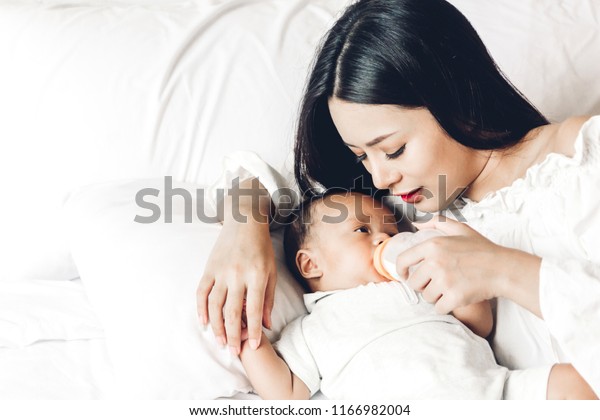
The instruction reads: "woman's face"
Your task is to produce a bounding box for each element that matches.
[328,97,488,213]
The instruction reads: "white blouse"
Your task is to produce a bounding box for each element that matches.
[207,115,600,394]
[457,115,600,393]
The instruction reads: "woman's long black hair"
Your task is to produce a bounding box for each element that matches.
[295,0,549,195]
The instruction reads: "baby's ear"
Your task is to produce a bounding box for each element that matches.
[296,249,323,280]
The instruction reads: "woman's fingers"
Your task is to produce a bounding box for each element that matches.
[414,215,475,236]
[245,276,267,350]
[262,271,277,330]
[407,263,444,304]
[400,217,508,314]
[196,274,215,325]
[434,294,456,315]
[198,217,275,351]
[395,241,429,280]
[203,270,270,354]
[405,263,431,292]
[224,285,245,355]
[418,277,443,305]
[208,284,227,346]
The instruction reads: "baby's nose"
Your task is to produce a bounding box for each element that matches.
[372,232,391,246]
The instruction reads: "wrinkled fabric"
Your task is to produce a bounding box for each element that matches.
[274,282,550,399]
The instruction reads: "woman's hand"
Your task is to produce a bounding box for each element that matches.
[196,178,277,356]
[395,215,542,316]
[197,221,276,355]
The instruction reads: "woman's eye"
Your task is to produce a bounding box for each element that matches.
[385,144,406,160]
[354,226,369,233]
[355,153,367,164]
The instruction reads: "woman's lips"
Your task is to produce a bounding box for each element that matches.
[396,188,423,203]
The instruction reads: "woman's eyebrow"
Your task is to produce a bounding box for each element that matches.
[343,131,398,148]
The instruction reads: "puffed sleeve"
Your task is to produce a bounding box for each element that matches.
[539,259,600,393]
[203,150,300,228]
[539,116,600,393]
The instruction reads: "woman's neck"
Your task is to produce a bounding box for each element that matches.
[464,125,551,202]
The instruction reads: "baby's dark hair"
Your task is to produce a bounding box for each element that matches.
[283,188,397,292]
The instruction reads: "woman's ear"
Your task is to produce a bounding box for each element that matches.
[296,249,323,280]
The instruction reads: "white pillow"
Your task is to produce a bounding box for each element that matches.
[0,0,350,282]
[64,178,306,399]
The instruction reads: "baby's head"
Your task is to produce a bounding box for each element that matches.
[284,190,401,293]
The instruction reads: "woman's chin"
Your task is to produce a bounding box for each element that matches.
[411,197,444,215]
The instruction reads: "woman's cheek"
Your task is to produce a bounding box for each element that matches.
[361,159,373,175]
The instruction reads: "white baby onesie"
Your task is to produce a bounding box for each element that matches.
[274,281,551,399]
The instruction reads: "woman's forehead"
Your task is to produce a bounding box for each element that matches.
[328,97,431,146]
[328,98,402,130]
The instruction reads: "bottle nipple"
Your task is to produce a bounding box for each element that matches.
[373,237,396,281]
[374,229,445,282]
[373,235,420,305]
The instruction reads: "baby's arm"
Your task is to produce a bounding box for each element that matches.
[547,364,598,399]
[452,300,493,338]
[240,332,310,400]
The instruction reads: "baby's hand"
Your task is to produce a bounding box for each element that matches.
[240,329,249,343]
[240,302,249,343]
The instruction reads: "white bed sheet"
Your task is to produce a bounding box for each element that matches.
[0,279,113,399]
[0,339,113,399]
[0,278,318,400]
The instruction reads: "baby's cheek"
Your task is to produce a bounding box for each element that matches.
[338,256,365,283]
[369,265,389,283]
[357,255,378,281]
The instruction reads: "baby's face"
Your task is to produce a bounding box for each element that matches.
[306,193,399,291]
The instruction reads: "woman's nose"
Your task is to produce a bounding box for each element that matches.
[370,159,401,190]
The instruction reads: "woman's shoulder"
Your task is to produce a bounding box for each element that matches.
[459,115,600,214]
[551,115,594,157]
[528,115,600,168]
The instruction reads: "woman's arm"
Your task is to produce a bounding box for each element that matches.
[240,332,310,400]
[547,364,598,400]
[197,177,277,355]
[398,216,542,316]
[197,151,298,354]
[495,248,542,317]
[452,300,493,338]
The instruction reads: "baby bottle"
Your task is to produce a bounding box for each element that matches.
[373,229,443,305]
[373,229,445,281]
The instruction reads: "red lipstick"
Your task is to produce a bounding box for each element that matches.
[397,188,423,203]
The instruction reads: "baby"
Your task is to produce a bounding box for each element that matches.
[239,190,596,400]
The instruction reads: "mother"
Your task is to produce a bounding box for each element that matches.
[198,0,599,393]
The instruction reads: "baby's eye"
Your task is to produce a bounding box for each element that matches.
[354,226,370,233]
